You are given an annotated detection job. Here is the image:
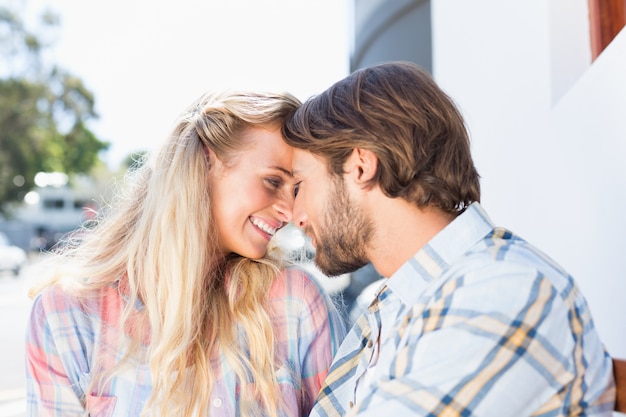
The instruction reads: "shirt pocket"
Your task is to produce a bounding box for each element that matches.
[86,393,117,417]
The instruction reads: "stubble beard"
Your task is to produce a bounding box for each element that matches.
[313,177,373,277]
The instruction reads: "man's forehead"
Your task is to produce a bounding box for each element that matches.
[292,149,324,175]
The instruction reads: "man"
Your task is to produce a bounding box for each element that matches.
[283,61,614,416]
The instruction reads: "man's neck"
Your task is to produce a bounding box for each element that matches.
[367,197,455,278]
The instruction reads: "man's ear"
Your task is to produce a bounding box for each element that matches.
[345,148,378,186]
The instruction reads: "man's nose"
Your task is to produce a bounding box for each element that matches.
[292,197,308,229]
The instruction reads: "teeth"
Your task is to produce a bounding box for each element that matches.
[251,217,278,236]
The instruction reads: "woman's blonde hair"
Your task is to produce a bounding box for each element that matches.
[31,90,302,416]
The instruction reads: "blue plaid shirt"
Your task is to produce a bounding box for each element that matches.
[311,202,614,417]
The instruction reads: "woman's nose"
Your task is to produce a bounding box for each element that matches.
[273,193,293,223]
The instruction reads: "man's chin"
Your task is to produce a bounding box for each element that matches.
[314,256,365,277]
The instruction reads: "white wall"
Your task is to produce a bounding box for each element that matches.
[432,0,626,357]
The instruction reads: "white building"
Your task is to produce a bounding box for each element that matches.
[351,0,626,360]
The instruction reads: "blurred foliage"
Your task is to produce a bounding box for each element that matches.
[0,3,109,216]
[122,149,149,172]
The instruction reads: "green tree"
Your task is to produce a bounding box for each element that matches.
[0,4,109,215]
[122,149,150,172]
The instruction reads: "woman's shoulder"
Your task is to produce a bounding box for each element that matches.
[32,280,121,319]
[268,263,341,316]
[271,264,347,346]
[34,282,82,310]
[272,264,328,299]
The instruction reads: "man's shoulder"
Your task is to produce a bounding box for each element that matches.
[461,227,571,281]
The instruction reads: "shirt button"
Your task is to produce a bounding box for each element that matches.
[367,339,373,348]
[212,398,223,408]
[349,401,354,408]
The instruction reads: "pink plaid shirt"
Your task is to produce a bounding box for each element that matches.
[26,266,345,416]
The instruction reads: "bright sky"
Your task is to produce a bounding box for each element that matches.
[26,0,351,169]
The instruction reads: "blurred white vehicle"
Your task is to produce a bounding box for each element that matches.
[0,232,27,276]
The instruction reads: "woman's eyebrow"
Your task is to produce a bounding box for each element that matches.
[270,166,294,177]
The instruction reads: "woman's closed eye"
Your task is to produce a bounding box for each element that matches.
[265,177,284,189]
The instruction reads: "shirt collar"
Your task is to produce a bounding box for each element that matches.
[386,202,494,306]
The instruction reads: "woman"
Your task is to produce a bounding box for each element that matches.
[25,90,345,417]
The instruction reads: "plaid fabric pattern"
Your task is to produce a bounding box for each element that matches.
[310,203,615,417]
[26,267,345,417]
[315,285,390,416]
